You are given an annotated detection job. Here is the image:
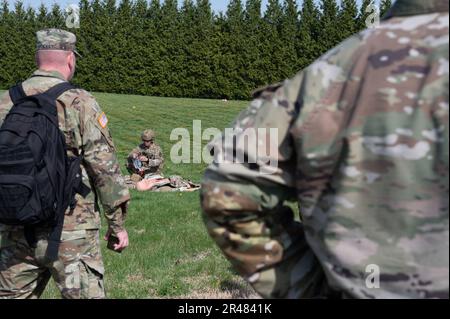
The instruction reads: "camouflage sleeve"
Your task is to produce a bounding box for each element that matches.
[201,76,329,299]
[201,34,366,298]
[78,92,131,233]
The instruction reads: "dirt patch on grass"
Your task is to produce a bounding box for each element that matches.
[126,273,145,282]
[173,276,260,299]
[177,288,260,299]
[175,250,212,265]
[134,228,146,235]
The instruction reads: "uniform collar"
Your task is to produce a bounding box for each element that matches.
[384,0,449,19]
[32,69,66,81]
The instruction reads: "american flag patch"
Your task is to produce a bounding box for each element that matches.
[97,112,108,128]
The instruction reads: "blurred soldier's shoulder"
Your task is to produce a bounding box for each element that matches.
[251,82,284,100]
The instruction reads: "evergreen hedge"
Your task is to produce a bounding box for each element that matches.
[0,0,392,100]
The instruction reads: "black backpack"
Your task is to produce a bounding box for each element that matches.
[0,82,90,261]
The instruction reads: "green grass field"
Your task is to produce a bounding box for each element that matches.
[1,90,260,299]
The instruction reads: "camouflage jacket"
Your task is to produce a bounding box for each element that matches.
[127,143,164,173]
[201,0,449,299]
[0,70,130,233]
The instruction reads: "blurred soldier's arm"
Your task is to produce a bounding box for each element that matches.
[78,93,131,243]
[201,76,329,298]
[206,2,450,298]
[200,35,363,298]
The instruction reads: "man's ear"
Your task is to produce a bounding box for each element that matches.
[68,52,75,66]
[66,52,76,80]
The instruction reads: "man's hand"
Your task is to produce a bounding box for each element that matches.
[139,155,148,162]
[104,228,129,252]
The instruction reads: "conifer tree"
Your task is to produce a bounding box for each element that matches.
[114,0,134,93]
[36,3,49,28]
[338,0,358,40]
[297,0,319,68]
[178,0,196,96]
[211,11,232,98]
[130,0,153,95]
[222,0,246,99]
[261,0,284,83]
[357,0,374,31]
[158,0,182,97]
[280,0,299,76]
[243,0,265,90]
[76,0,110,92]
[48,3,64,28]
[72,0,92,89]
[0,1,10,86]
[0,0,387,99]
[191,0,215,97]
[6,1,34,84]
[146,0,163,95]
[318,0,340,56]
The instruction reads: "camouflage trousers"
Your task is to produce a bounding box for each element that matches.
[0,227,105,299]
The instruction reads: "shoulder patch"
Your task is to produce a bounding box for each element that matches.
[97,112,108,129]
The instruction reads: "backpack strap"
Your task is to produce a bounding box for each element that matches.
[43,82,76,100]
[27,82,76,119]
[46,156,91,261]
[24,226,38,249]
[42,83,84,262]
[8,83,27,105]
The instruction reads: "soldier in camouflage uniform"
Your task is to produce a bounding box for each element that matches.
[201,0,449,299]
[127,129,164,177]
[0,29,130,299]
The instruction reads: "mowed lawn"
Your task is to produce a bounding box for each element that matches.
[1,90,258,299]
